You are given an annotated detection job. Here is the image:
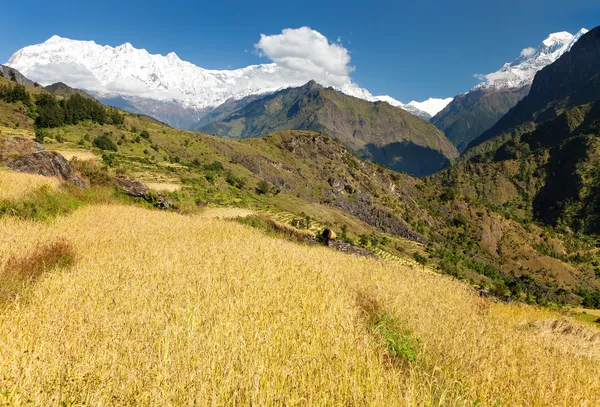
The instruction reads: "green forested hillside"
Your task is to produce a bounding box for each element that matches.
[197,81,459,176]
[432,86,530,152]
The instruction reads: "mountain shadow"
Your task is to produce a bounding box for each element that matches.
[364,142,451,177]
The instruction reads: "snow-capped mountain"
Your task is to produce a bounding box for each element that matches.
[406,98,454,118]
[369,96,452,120]
[432,28,589,152]
[6,35,444,127]
[474,29,588,91]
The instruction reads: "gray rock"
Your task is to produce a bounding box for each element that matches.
[114,177,149,197]
[0,137,85,187]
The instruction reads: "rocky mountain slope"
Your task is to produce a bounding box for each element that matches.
[0,65,35,86]
[467,26,600,154]
[433,29,588,152]
[196,80,459,176]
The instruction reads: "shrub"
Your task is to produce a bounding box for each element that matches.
[93,135,118,151]
[204,161,224,172]
[413,252,427,269]
[101,153,116,167]
[34,128,47,143]
[70,160,113,185]
[256,180,271,195]
[225,172,246,189]
[140,130,150,140]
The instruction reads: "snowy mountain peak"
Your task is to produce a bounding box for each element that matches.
[45,35,65,44]
[407,98,454,117]
[474,28,587,91]
[6,35,449,127]
[542,31,573,47]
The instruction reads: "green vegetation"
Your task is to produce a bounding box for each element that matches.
[93,134,118,151]
[0,82,31,104]
[196,80,458,176]
[432,87,529,152]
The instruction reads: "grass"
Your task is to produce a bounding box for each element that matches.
[0,204,598,406]
[0,170,61,201]
[0,183,131,221]
[234,214,315,243]
[0,238,76,305]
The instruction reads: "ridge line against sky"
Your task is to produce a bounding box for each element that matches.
[0,0,597,101]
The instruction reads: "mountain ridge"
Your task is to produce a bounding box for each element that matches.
[6,35,446,127]
[196,80,458,177]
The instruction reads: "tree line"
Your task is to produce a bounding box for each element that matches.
[0,83,124,128]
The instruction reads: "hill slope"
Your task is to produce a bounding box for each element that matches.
[2,74,600,308]
[432,86,530,152]
[197,81,458,176]
[434,27,600,237]
[0,205,599,405]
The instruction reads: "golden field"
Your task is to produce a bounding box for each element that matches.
[0,170,61,201]
[0,205,599,406]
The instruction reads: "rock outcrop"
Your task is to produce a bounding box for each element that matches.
[0,137,85,187]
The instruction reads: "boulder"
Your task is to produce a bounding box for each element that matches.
[114,177,149,197]
[114,176,173,210]
[0,137,85,187]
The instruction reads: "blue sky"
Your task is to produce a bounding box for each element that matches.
[0,0,597,102]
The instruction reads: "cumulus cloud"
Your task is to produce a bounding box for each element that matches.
[520,47,536,57]
[254,27,354,88]
[473,73,486,81]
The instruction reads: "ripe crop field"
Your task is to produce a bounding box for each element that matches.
[0,205,599,406]
[0,170,60,201]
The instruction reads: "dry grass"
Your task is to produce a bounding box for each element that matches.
[196,206,255,219]
[0,170,61,200]
[0,205,598,406]
[145,182,182,192]
[0,239,76,305]
[48,148,100,162]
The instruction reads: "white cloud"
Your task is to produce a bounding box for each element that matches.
[254,27,354,88]
[473,73,486,81]
[28,62,103,89]
[520,47,536,57]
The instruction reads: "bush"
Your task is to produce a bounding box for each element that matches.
[225,172,246,189]
[140,130,150,140]
[101,153,116,167]
[413,252,427,268]
[70,160,113,185]
[93,135,118,151]
[204,161,224,171]
[34,128,47,143]
[256,180,271,195]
